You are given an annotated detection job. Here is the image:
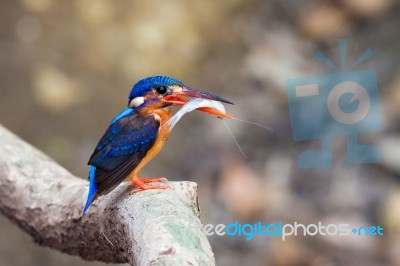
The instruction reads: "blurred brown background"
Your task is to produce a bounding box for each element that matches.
[1,0,400,265]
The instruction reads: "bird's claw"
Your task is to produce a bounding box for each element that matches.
[139,177,168,183]
[129,177,170,194]
[130,184,171,194]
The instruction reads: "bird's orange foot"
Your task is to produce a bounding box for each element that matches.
[130,184,171,194]
[140,177,168,183]
[129,177,170,194]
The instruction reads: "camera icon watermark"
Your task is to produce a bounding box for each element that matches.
[287,39,382,168]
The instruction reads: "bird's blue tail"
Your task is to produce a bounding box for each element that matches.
[82,166,98,215]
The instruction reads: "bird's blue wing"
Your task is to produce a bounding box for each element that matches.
[88,111,159,171]
[83,111,159,214]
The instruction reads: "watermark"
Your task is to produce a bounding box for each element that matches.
[286,39,382,168]
[191,221,384,241]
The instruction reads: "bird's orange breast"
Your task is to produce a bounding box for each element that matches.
[128,107,172,177]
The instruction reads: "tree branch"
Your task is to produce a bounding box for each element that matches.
[0,125,214,265]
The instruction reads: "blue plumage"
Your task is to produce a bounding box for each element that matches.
[83,166,98,215]
[90,113,158,169]
[129,76,182,100]
[111,108,134,124]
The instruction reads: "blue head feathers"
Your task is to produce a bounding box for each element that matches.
[129,76,183,99]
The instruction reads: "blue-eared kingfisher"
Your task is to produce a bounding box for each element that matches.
[83,76,233,214]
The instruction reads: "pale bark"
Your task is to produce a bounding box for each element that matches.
[0,125,214,266]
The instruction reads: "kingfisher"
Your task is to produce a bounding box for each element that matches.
[83,76,233,214]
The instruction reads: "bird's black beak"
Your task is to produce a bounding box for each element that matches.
[163,86,233,118]
[179,86,234,105]
[164,86,234,105]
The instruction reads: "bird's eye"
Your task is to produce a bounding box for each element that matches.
[155,86,168,95]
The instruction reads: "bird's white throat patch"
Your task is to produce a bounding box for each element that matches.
[130,97,145,107]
